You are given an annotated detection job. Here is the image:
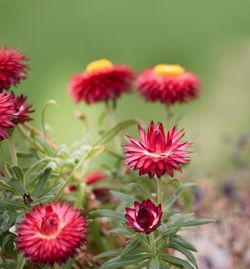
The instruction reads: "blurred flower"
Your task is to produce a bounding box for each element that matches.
[124,122,191,178]
[64,184,78,194]
[136,64,200,105]
[0,91,33,141]
[69,59,134,104]
[0,91,16,140]
[86,170,106,185]
[125,199,162,233]
[0,46,28,91]
[16,203,87,265]
[14,94,34,123]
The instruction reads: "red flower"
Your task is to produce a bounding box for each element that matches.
[16,203,87,265]
[136,64,200,105]
[124,122,191,178]
[0,91,16,140]
[0,46,28,91]
[0,91,33,141]
[69,59,134,104]
[125,199,162,234]
[14,94,34,123]
[86,170,106,185]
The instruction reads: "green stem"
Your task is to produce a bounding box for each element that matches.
[7,135,18,165]
[105,102,121,153]
[17,125,45,153]
[149,232,156,253]
[157,178,164,204]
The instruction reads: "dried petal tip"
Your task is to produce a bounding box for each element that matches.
[69,59,134,104]
[16,203,87,265]
[125,199,162,234]
[123,122,191,178]
[0,46,28,91]
[137,64,200,105]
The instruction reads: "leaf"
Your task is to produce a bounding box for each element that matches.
[85,145,106,160]
[161,254,194,269]
[121,237,141,256]
[110,191,136,204]
[168,243,197,268]
[149,258,160,269]
[89,209,125,221]
[93,119,138,146]
[96,249,123,259]
[33,168,52,198]
[100,253,150,269]
[165,183,196,209]
[183,219,216,226]
[8,178,25,196]
[0,180,14,192]
[10,166,24,183]
[172,235,197,252]
[36,136,55,156]
[110,226,133,236]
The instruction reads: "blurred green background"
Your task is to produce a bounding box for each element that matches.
[1,0,250,174]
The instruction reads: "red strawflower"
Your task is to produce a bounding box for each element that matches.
[125,199,162,234]
[14,94,34,123]
[86,170,106,185]
[69,59,134,104]
[0,91,16,140]
[0,46,28,91]
[16,203,87,265]
[124,122,191,178]
[136,64,200,105]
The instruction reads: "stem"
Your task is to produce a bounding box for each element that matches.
[157,178,164,204]
[149,232,156,253]
[7,135,18,165]
[105,102,121,153]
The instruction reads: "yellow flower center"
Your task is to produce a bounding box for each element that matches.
[154,64,185,78]
[85,59,113,74]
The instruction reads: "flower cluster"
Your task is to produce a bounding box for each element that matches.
[69,61,200,106]
[0,47,33,141]
[0,46,210,269]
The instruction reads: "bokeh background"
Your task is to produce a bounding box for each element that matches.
[1,0,250,175]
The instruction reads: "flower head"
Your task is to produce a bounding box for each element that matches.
[69,59,134,104]
[16,203,87,265]
[136,64,200,105]
[86,170,106,185]
[125,199,162,234]
[0,91,16,140]
[124,122,191,178]
[0,46,28,91]
[0,91,33,141]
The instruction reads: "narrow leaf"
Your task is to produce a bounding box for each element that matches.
[90,209,125,221]
[121,237,141,256]
[110,191,135,204]
[94,119,138,146]
[150,258,160,269]
[33,168,52,197]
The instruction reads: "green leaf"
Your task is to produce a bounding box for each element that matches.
[161,254,194,269]
[183,219,216,226]
[85,145,106,160]
[100,253,150,269]
[96,249,123,259]
[110,226,133,236]
[10,166,24,183]
[0,180,14,192]
[89,209,125,221]
[168,243,197,268]
[0,198,29,210]
[110,191,136,204]
[8,178,25,196]
[165,183,196,209]
[121,237,141,256]
[36,136,55,156]
[33,168,52,198]
[172,235,197,252]
[93,119,138,146]
[150,258,160,269]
